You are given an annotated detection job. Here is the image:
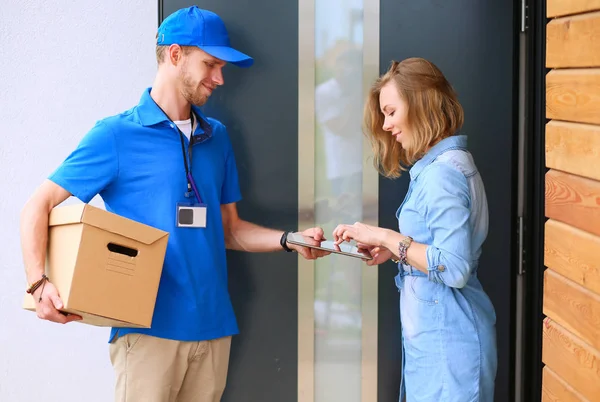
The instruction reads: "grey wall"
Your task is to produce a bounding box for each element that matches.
[377,1,517,401]
[160,2,300,401]
[0,1,157,401]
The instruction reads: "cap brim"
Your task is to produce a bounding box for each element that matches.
[198,46,254,68]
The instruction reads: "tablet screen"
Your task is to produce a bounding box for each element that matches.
[286,232,372,260]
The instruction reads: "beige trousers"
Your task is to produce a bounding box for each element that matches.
[109,333,232,402]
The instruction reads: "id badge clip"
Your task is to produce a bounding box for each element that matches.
[177,174,207,228]
[176,202,207,228]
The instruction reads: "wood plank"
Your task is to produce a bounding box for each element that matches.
[543,269,600,350]
[548,0,600,18]
[546,69,600,125]
[542,318,600,401]
[546,121,600,181]
[542,366,589,402]
[545,169,600,237]
[545,219,600,296]
[547,12,600,68]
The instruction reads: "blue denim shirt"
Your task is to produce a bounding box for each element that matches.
[394,135,497,402]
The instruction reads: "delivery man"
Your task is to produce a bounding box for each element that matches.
[20,6,326,402]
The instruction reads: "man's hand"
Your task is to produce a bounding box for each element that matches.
[33,282,82,324]
[287,227,331,260]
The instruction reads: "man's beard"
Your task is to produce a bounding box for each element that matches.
[180,69,209,107]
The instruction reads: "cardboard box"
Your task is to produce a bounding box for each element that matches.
[24,203,169,328]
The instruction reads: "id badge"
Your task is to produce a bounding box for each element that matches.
[176,203,207,228]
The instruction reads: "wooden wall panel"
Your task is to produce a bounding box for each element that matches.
[546,69,600,125]
[548,0,600,17]
[542,318,600,401]
[545,169,600,237]
[545,219,600,296]
[544,2,600,399]
[543,269,600,350]
[546,121,600,181]
[541,367,589,402]
[547,12,600,67]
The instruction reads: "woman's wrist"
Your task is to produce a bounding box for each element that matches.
[381,229,402,250]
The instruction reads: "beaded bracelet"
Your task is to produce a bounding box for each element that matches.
[398,236,413,265]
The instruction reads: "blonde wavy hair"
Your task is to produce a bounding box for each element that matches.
[364,57,464,178]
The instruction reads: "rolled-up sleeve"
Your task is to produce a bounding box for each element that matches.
[418,163,473,288]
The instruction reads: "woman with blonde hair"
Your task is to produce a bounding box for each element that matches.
[333,58,497,401]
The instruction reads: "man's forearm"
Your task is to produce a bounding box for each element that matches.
[225,219,285,253]
[20,201,50,284]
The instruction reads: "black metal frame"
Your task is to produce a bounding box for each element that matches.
[508,2,522,401]
[158,0,164,27]
[522,0,547,401]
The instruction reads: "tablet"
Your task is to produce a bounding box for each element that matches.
[286,232,372,260]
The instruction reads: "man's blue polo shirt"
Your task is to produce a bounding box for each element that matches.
[48,88,241,342]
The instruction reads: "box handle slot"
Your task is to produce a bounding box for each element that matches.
[107,243,138,258]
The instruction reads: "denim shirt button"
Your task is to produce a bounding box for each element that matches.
[438,265,445,272]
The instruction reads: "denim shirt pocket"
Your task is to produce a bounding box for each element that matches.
[407,276,442,305]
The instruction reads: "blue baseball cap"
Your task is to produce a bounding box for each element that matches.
[157,6,253,68]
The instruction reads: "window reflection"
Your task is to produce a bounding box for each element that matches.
[314,1,364,400]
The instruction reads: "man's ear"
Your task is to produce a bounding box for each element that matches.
[168,44,184,66]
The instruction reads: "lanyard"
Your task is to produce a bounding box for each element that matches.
[175,113,203,204]
[153,102,204,204]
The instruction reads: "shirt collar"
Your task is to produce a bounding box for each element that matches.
[136,87,213,140]
[409,134,467,180]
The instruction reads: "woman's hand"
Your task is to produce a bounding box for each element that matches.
[332,222,387,248]
[356,243,394,266]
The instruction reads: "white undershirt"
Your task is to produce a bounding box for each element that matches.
[174,119,193,141]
